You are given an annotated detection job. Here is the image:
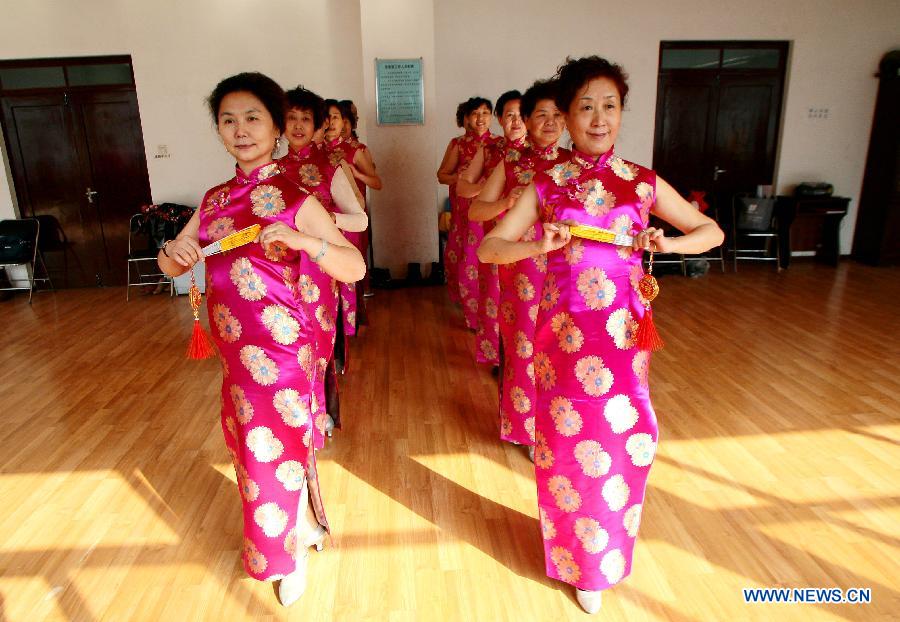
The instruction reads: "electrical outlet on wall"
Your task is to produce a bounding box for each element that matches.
[154,144,171,159]
[807,107,830,120]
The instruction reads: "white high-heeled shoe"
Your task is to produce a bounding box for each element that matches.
[277,526,327,607]
[324,415,335,438]
[576,588,603,614]
[304,525,327,552]
[527,446,535,463]
[278,549,309,607]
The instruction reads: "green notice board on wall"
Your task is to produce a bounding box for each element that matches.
[375,58,424,125]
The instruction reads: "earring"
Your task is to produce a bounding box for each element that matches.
[274,137,282,152]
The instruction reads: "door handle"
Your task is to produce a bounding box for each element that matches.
[85,187,98,204]
[713,166,727,181]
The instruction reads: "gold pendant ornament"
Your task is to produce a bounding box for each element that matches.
[638,252,660,303]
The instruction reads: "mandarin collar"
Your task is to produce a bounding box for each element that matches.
[510,135,528,149]
[235,160,280,185]
[476,130,493,143]
[287,143,315,161]
[531,141,559,161]
[571,146,615,170]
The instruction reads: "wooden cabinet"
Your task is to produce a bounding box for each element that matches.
[775,196,849,268]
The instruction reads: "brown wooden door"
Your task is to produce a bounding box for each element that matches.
[1,88,150,287]
[653,72,718,195]
[711,73,783,202]
[72,89,152,285]
[653,43,788,220]
[2,93,99,287]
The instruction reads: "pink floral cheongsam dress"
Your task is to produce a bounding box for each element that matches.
[473,135,527,366]
[456,130,498,330]
[497,141,569,446]
[443,134,465,305]
[279,145,342,444]
[199,161,332,580]
[326,137,367,338]
[530,147,658,591]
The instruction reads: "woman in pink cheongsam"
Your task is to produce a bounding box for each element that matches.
[438,97,497,329]
[344,99,378,300]
[457,90,527,368]
[322,99,381,354]
[158,73,365,608]
[339,99,363,151]
[480,57,723,614]
[279,86,367,441]
[469,79,568,458]
[437,101,473,306]
[332,99,380,300]
[325,100,383,196]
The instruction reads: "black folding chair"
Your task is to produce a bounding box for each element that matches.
[126,213,172,300]
[731,195,781,271]
[0,217,50,303]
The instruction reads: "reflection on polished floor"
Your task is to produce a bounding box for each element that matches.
[0,262,898,621]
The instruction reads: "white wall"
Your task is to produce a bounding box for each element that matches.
[433,0,900,254]
[0,0,364,215]
[2,0,898,271]
[358,0,439,278]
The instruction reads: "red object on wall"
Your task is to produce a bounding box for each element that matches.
[687,190,709,213]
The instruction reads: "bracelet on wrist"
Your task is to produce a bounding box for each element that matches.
[311,238,328,263]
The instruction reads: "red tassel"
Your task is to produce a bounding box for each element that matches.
[184,270,214,360]
[636,306,664,352]
[187,319,215,359]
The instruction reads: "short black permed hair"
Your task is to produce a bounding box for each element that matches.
[323,98,342,119]
[520,79,560,119]
[455,101,467,128]
[207,72,287,133]
[494,90,522,118]
[338,99,358,130]
[554,56,629,113]
[285,85,326,129]
[463,96,493,117]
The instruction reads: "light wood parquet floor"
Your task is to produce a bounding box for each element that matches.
[0,261,898,622]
